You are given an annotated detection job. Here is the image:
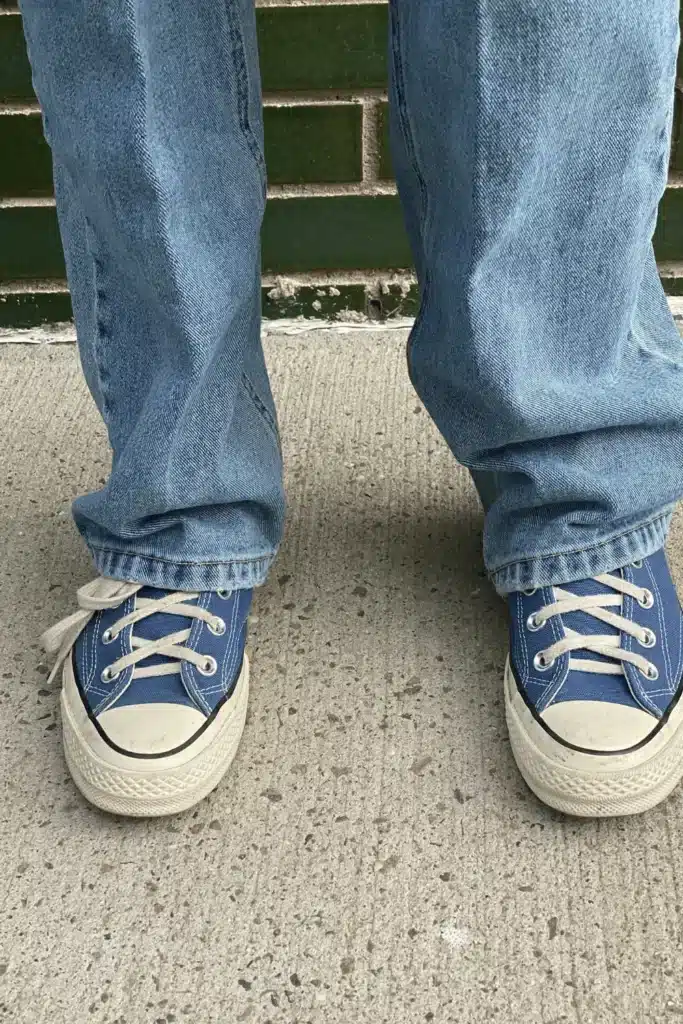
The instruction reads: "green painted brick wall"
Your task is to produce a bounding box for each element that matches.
[1,1,682,325]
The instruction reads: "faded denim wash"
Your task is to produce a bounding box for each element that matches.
[18,0,683,594]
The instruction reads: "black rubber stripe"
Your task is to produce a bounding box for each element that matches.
[72,658,243,760]
[510,663,683,757]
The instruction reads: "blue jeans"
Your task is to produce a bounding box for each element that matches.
[18,0,683,594]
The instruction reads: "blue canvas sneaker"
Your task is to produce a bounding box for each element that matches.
[42,577,252,817]
[506,548,683,817]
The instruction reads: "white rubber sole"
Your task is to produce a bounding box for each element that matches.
[60,655,249,817]
[505,658,683,817]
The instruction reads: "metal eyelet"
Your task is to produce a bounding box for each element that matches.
[101,665,121,683]
[526,613,545,633]
[102,628,118,645]
[522,588,537,597]
[217,589,232,600]
[638,589,654,609]
[632,559,643,569]
[533,651,555,672]
[642,663,659,681]
[208,617,226,637]
[197,656,218,677]
[638,628,657,649]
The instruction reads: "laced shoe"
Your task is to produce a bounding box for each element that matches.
[42,578,252,817]
[506,549,683,816]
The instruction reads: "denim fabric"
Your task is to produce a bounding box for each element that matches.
[389,0,683,592]
[20,0,281,591]
[19,0,683,594]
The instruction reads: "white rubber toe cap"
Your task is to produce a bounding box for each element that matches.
[541,700,658,753]
[97,703,207,756]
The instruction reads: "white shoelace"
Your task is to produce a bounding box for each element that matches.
[529,572,658,680]
[41,577,226,687]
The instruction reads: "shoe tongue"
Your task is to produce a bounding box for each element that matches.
[555,573,621,665]
[111,587,199,709]
[132,587,196,668]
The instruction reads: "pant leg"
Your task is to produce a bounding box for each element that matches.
[389,0,682,594]
[18,0,283,591]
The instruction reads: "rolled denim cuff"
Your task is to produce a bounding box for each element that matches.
[86,542,274,592]
[490,507,675,595]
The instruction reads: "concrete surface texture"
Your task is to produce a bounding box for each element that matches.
[2,328,683,1024]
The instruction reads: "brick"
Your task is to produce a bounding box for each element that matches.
[0,13,33,101]
[0,6,388,103]
[0,113,53,197]
[0,105,363,196]
[0,290,73,329]
[258,5,388,93]
[264,105,362,185]
[0,205,65,280]
[261,195,411,273]
[653,187,683,262]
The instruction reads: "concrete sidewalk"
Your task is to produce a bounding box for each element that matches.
[1,329,683,1024]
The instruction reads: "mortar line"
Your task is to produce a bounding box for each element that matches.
[0,270,417,297]
[361,96,382,183]
[5,269,683,299]
[0,94,389,114]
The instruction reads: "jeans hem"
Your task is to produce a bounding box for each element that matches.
[490,508,675,595]
[87,543,274,591]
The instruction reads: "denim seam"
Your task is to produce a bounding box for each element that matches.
[241,371,279,444]
[88,542,272,569]
[388,0,432,381]
[83,210,113,425]
[222,0,267,191]
[491,509,674,578]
